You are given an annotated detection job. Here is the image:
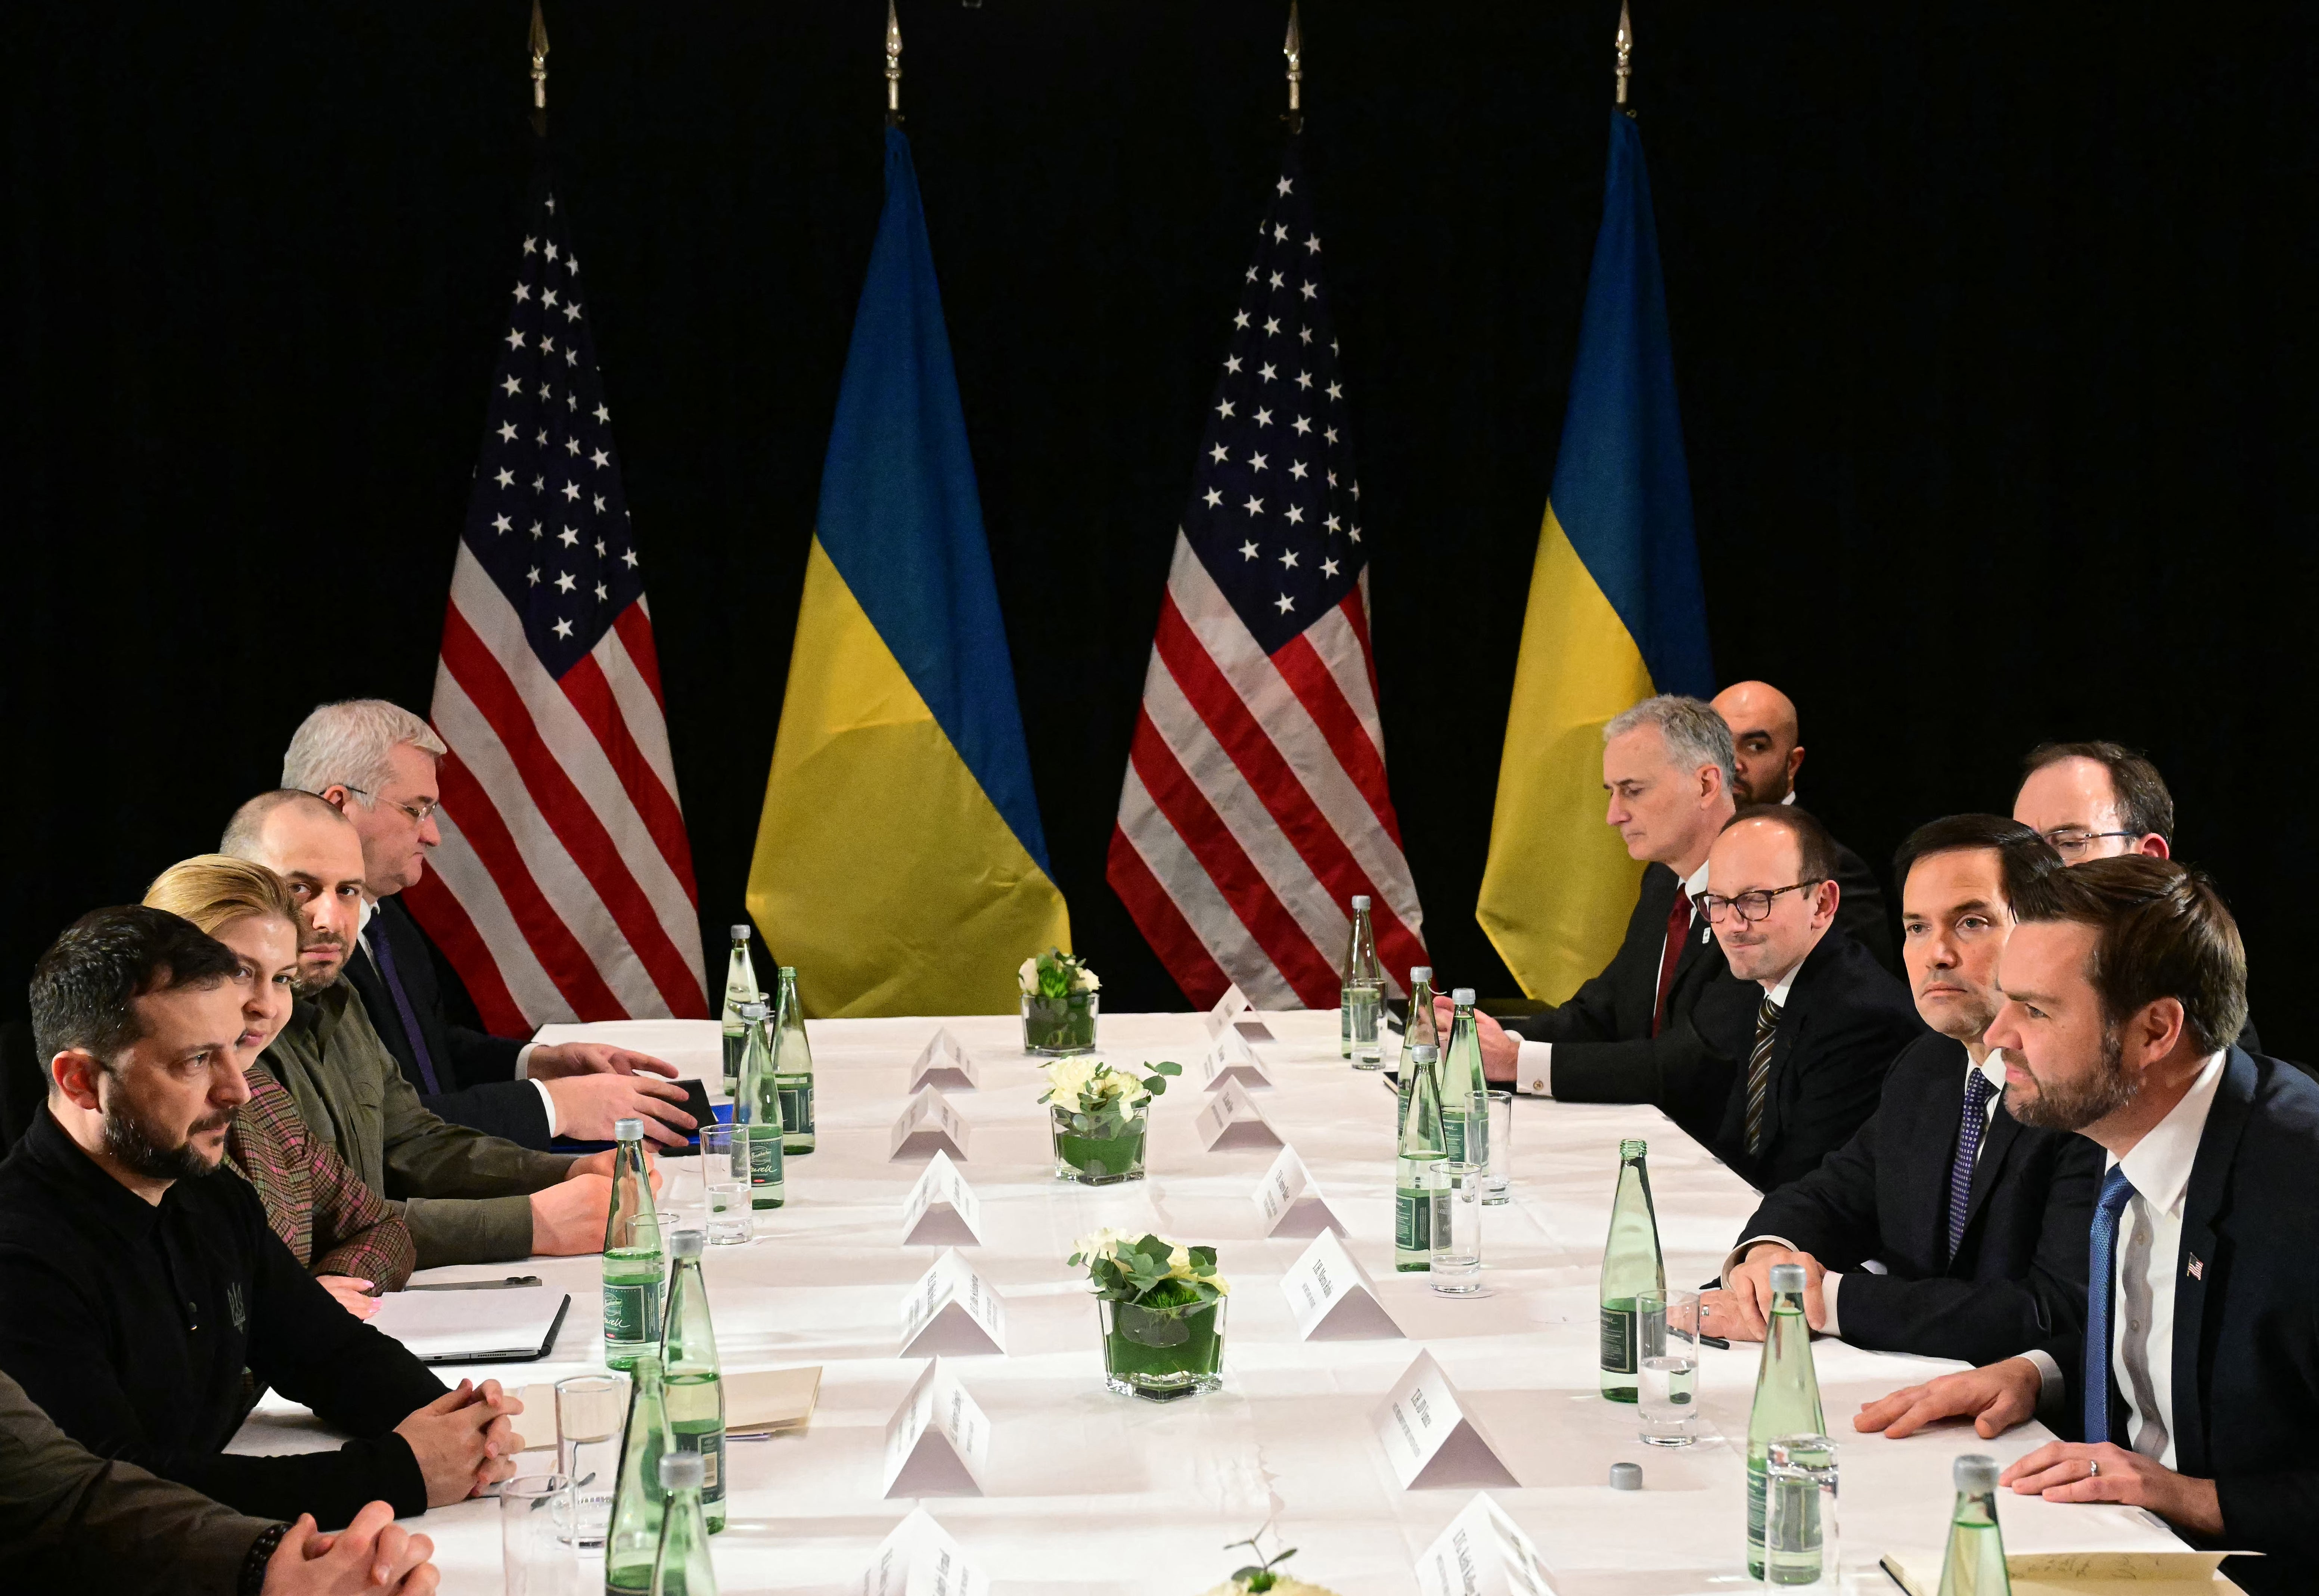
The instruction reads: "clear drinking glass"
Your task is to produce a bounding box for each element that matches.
[1637,1288,1701,1445]
[502,1472,578,1595]
[1483,1090,1513,1204]
[1765,1434,1840,1590]
[1430,1160,1486,1293]
[656,1148,702,1236]
[700,1123,750,1245]
[554,1373,627,1547]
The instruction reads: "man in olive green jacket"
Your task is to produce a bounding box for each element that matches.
[230,791,622,1267]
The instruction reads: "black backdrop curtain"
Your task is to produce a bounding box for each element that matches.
[9,3,2316,1048]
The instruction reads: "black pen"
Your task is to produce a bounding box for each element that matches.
[1699,1334,1732,1350]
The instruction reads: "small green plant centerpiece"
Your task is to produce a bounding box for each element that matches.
[1019,947,1100,1055]
[1071,1229,1230,1401]
[1197,1531,1340,1596]
[1040,1055,1178,1185]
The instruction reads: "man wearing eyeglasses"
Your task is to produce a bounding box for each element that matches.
[2012,742,2172,865]
[279,701,694,1152]
[1699,805,1924,1190]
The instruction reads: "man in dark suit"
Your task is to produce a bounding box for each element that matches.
[1702,815,2102,1366]
[1698,804,1925,1190]
[277,700,692,1149]
[1460,695,1761,1148]
[1851,858,2315,1595]
[1710,680,1894,972]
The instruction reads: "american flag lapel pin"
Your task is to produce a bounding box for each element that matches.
[2186,1254,2204,1280]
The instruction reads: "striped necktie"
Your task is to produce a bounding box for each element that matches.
[2082,1165,2137,1446]
[1944,1068,1999,1262]
[1744,993,1781,1156]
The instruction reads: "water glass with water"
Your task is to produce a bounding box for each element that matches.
[1483,1090,1513,1204]
[1637,1287,1701,1444]
[701,1123,751,1245]
[1765,1434,1840,1590]
[1429,1159,1486,1293]
[502,1472,578,1595]
[553,1373,625,1547]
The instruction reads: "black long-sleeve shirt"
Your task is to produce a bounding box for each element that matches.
[0,1107,447,1528]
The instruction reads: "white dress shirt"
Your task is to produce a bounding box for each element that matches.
[2020,1050,2226,1468]
[1515,858,1712,1097]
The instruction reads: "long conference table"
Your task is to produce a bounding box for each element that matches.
[232,1009,2203,1593]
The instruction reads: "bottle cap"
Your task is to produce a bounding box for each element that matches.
[1452,987,1476,1005]
[1349,894,1372,911]
[1608,1462,1642,1490]
[738,1001,769,1021]
[614,1118,644,1141]
[1954,1454,2000,1492]
[730,924,751,940]
[669,1229,705,1259]
[659,1451,705,1491]
[1769,1263,1807,1293]
[1410,965,1431,983]
[779,965,798,979]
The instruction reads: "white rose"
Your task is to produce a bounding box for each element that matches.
[1043,1056,1099,1111]
[1019,956,1040,994]
[1075,966,1102,992]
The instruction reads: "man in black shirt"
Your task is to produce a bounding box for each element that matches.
[0,906,520,1528]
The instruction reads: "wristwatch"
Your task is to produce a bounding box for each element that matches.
[240,1522,291,1595]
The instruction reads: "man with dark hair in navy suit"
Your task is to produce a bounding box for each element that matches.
[1852,856,2319,1595]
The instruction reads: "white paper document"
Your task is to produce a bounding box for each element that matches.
[369,1285,569,1364]
[1415,1494,1559,1596]
[901,1150,985,1246]
[1199,1026,1272,1091]
[1279,1229,1401,1340]
[890,1087,972,1161]
[900,1249,1007,1356]
[1202,982,1275,1042]
[862,1507,989,1596]
[908,1028,979,1092]
[1193,1078,1282,1151]
[1252,1145,1345,1238]
[881,1358,991,1497]
[1375,1350,1517,1490]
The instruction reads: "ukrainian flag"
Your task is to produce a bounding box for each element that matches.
[748,128,1069,1018]
[1476,111,1713,1003]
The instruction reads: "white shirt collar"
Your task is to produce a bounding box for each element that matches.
[1765,967,1800,1007]
[1975,1052,2009,1093]
[1779,789,1797,807]
[2111,1050,2228,1215]
[1681,858,1711,898]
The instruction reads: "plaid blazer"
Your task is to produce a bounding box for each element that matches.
[227,1061,415,1290]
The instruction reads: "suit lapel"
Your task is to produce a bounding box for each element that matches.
[1623,865,1678,1022]
[1961,1096,2023,1238]
[1759,933,1841,1154]
[2170,1049,2256,1480]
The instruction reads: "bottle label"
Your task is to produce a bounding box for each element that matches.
[1747,1459,1767,1556]
[1395,1188,1431,1252]
[779,1081,816,1136]
[676,1429,725,1504]
[749,1132,784,1186]
[1598,1305,1637,1373]
[602,1280,661,1346]
[1443,1114,1468,1165]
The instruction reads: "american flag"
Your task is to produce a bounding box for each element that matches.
[1107,140,1426,1010]
[401,160,708,1032]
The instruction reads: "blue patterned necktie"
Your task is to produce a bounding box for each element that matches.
[2082,1164,2138,1446]
[366,922,444,1097]
[1944,1068,1999,1262]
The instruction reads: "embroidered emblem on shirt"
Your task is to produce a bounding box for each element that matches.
[227,1281,248,1333]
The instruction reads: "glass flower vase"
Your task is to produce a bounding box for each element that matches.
[1022,988,1099,1055]
[1051,1104,1146,1185]
[1099,1296,1227,1401]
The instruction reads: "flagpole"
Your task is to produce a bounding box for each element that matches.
[1283,2,1303,134]
[885,0,904,126]
[528,0,549,134]
[1614,0,1633,116]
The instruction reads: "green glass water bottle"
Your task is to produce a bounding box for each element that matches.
[1397,968,1437,1139]
[1936,1454,2012,1596]
[733,1001,785,1212]
[1438,988,1487,1165]
[770,966,816,1154]
[601,1117,665,1372]
[1746,1262,1827,1578]
[1394,1043,1447,1272]
[661,1229,726,1534]
[718,925,759,1098]
[649,1451,719,1596]
[1341,895,1383,1064]
[1599,1138,1665,1402]
[604,1351,674,1596]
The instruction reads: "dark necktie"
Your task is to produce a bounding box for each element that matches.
[2081,1165,2137,1446]
[366,922,443,1096]
[1650,888,1694,1038]
[1744,993,1781,1155]
[1944,1068,1999,1262]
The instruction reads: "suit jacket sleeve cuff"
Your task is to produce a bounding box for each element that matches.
[530,1078,558,1137]
[1514,1040,1552,1097]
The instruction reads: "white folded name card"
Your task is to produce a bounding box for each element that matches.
[1199,1027,1272,1091]
[862,1507,989,1596]
[1193,1078,1281,1151]
[900,1249,1006,1357]
[908,1028,979,1092]
[1415,1493,1558,1596]
[1202,981,1276,1043]
[1280,1228,1401,1341]
[890,1087,971,1161]
[901,1151,984,1246]
[881,1358,990,1498]
[1375,1350,1516,1490]
[1252,1145,1345,1239]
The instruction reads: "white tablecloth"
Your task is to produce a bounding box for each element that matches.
[232,1010,2195,1593]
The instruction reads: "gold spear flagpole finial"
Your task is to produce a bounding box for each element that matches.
[1284,1,1303,130]
[885,0,903,123]
[1614,0,1633,113]
[529,0,550,111]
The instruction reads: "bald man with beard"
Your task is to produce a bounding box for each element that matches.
[1712,680,1895,973]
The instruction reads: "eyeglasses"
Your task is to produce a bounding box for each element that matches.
[1696,880,1825,925]
[342,785,440,826]
[2037,827,2137,860]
